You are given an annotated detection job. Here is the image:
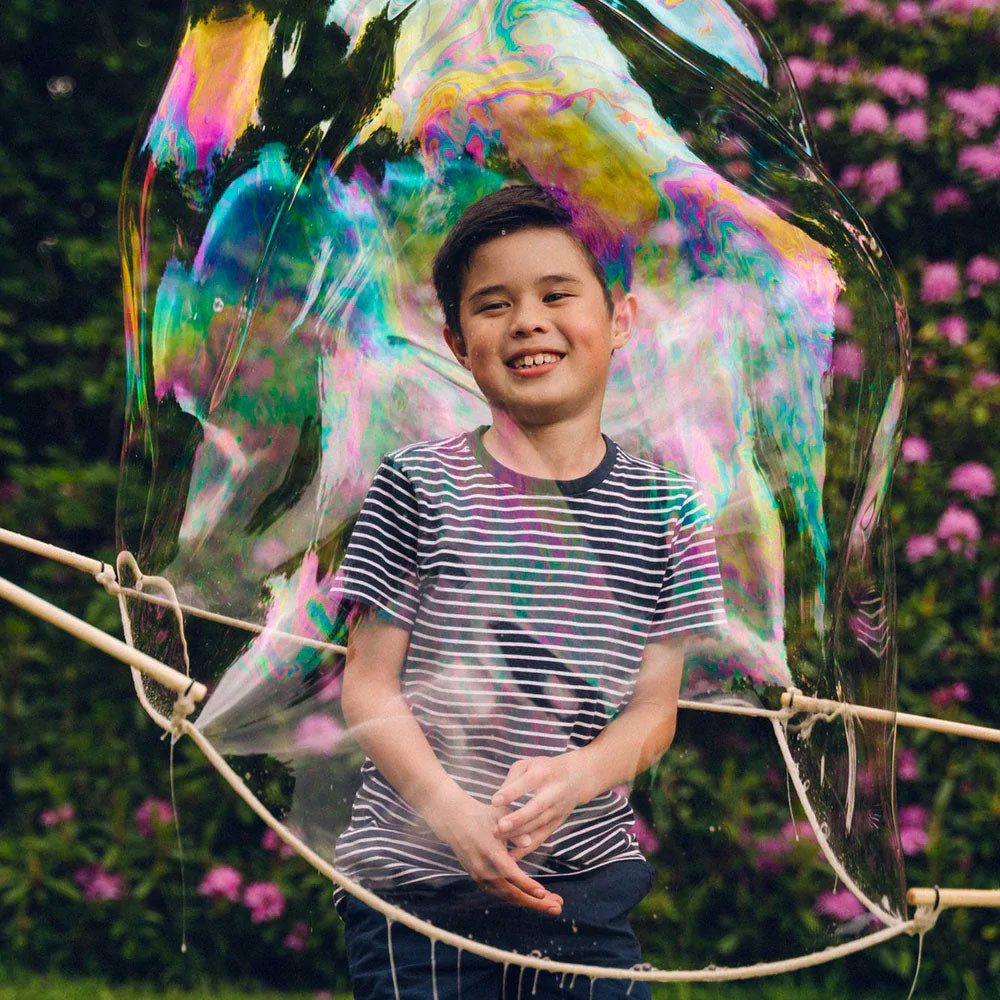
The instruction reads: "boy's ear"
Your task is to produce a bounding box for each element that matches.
[610,292,638,352]
[443,324,471,369]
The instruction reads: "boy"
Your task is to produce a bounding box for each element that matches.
[336,185,726,998]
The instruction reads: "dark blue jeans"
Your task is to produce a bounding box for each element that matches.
[341,860,655,1000]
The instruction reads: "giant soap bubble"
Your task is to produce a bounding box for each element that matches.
[117,0,909,979]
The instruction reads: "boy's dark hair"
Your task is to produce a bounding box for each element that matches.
[432,184,614,335]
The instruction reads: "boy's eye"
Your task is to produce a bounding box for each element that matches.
[544,292,570,302]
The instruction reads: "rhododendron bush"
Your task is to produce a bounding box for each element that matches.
[0,0,997,993]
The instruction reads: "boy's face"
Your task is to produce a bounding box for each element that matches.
[443,226,636,429]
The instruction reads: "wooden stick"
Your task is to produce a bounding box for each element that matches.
[0,526,106,576]
[908,888,1000,909]
[781,691,1000,744]
[4,528,999,745]
[0,575,206,702]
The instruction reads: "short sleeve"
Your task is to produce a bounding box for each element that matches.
[648,484,727,640]
[339,456,421,628]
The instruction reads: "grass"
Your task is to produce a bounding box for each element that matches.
[0,968,940,1000]
[0,972,348,1000]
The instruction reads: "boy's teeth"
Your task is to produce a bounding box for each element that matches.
[511,353,560,369]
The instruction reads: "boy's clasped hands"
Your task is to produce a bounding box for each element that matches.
[428,749,593,916]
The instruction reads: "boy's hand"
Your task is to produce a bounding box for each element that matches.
[423,783,564,915]
[490,752,592,861]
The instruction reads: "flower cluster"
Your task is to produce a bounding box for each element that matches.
[898,804,930,856]
[39,803,75,827]
[197,863,304,935]
[243,881,287,924]
[73,865,125,902]
[197,865,243,903]
[261,827,297,859]
[134,796,174,838]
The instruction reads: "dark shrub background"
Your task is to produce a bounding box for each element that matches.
[1,0,997,995]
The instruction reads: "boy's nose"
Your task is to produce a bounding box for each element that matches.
[510,303,549,336]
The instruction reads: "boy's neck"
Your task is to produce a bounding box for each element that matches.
[481,411,608,481]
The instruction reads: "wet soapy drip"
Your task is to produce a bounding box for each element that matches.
[386,917,401,1000]
[430,937,439,1000]
[529,950,543,995]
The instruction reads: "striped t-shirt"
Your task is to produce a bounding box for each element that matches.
[334,426,726,891]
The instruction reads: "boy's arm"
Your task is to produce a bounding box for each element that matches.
[490,637,685,858]
[340,608,565,914]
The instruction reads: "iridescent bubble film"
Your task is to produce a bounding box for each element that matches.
[118,0,909,971]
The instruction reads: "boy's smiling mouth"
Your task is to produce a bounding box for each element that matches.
[505,350,565,373]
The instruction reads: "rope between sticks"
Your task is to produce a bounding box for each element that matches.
[5,527,999,981]
[182,717,920,983]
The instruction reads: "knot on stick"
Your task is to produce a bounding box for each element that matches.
[169,681,198,742]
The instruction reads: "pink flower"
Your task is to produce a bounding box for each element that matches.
[244,881,286,923]
[831,342,864,379]
[871,66,928,104]
[929,0,998,14]
[629,813,660,855]
[896,748,919,781]
[40,803,75,827]
[901,436,931,463]
[904,534,938,562]
[261,828,296,859]
[834,302,854,331]
[966,255,1000,285]
[958,145,1000,182]
[817,62,855,86]
[787,57,819,90]
[198,865,243,902]
[919,262,961,304]
[938,315,968,346]
[973,370,1000,389]
[900,825,929,855]
[809,23,834,43]
[814,108,836,129]
[931,187,971,214]
[850,101,891,135]
[283,920,310,952]
[893,0,924,23]
[756,835,788,875]
[839,164,863,187]
[894,108,927,142]
[898,803,929,855]
[948,462,995,499]
[945,87,1000,138]
[842,0,889,16]
[135,796,174,838]
[294,713,344,755]
[742,0,777,17]
[856,764,876,798]
[816,889,865,921]
[781,819,816,842]
[929,681,972,709]
[74,865,125,902]
[862,159,901,204]
[936,505,981,555]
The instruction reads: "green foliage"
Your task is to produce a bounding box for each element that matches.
[0,969,347,1000]
[1,0,998,995]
